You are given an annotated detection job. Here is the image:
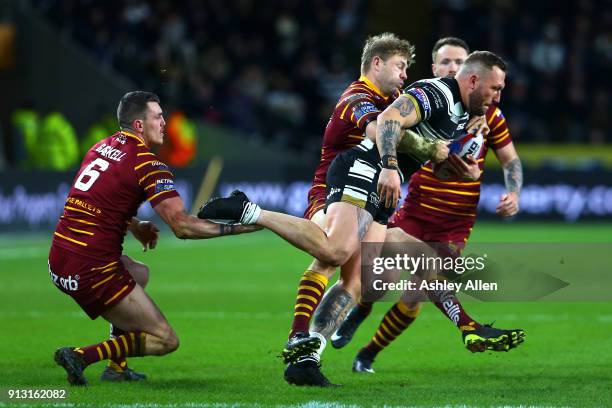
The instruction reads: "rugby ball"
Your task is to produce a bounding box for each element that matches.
[432,133,484,180]
[448,133,484,161]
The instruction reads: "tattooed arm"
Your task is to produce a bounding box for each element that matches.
[397,129,449,163]
[376,96,422,208]
[493,142,523,217]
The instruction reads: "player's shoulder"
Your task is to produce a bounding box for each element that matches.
[485,104,505,121]
[337,80,377,104]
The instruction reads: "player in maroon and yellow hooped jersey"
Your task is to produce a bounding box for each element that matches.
[332,38,525,373]
[284,33,414,385]
[49,91,259,385]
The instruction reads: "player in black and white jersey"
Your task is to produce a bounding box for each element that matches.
[197,50,507,386]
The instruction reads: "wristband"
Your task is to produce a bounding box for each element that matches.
[381,155,398,169]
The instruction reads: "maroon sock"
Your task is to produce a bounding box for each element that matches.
[361,301,420,358]
[74,332,146,366]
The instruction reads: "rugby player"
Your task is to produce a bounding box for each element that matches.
[198,51,508,386]
[330,38,525,374]
[49,91,259,386]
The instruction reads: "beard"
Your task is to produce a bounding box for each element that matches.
[468,89,486,116]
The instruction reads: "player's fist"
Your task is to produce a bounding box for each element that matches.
[496,192,519,217]
[431,142,449,163]
[377,168,401,208]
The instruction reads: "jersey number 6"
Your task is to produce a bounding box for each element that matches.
[74,158,110,192]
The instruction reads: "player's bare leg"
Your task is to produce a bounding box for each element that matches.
[54,285,178,386]
[101,255,150,382]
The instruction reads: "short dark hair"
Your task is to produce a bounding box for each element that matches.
[431,37,469,63]
[116,91,160,129]
[361,32,415,74]
[463,50,507,73]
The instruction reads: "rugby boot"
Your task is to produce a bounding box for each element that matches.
[54,347,88,386]
[462,324,525,352]
[352,350,376,374]
[197,190,260,224]
[281,332,321,365]
[101,366,147,382]
[331,305,369,349]
[284,355,338,387]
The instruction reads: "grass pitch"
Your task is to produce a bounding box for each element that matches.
[1,222,611,407]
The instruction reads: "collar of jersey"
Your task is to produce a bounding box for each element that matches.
[359,75,388,99]
[120,130,147,146]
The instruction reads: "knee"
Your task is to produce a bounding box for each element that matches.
[160,329,179,354]
[322,246,352,267]
[130,262,150,287]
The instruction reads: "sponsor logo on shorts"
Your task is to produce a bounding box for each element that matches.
[369,192,380,207]
[49,269,79,291]
[327,187,341,200]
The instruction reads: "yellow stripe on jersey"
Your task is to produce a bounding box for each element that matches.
[137,152,155,157]
[429,196,477,208]
[62,216,98,226]
[91,261,118,271]
[54,232,88,246]
[419,202,476,217]
[134,160,155,171]
[121,130,146,145]
[67,227,94,236]
[404,94,422,122]
[100,265,117,274]
[490,128,509,141]
[138,170,173,184]
[492,133,510,145]
[348,134,365,139]
[419,185,480,196]
[145,183,156,191]
[91,273,116,289]
[419,174,481,187]
[104,285,130,305]
[491,118,506,131]
[487,108,499,125]
[340,103,351,120]
[147,189,175,202]
[312,184,326,188]
[65,205,96,218]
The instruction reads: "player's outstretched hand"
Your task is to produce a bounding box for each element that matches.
[131,220,160,252]
[496,192,519,217]
[377,168,401,208]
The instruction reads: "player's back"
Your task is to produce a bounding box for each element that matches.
[52,131,177,261]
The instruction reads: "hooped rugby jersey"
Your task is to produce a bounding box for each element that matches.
[52,131,179,260]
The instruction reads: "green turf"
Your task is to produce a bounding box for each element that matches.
[1,222,611,407]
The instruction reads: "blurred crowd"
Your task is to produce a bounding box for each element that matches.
[432,0,611,144]
[34,0,366,156]
[32,0,610,154]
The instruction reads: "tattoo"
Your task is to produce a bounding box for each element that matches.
[397,129,440,163]
[380,119,401,157]
[503,158,523,194]
[312,284,355,338]
[390,97,415,118]
[357,208,373,241]
[219,224,235,236]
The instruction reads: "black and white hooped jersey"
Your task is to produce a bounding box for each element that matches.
[401,77,470,142]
